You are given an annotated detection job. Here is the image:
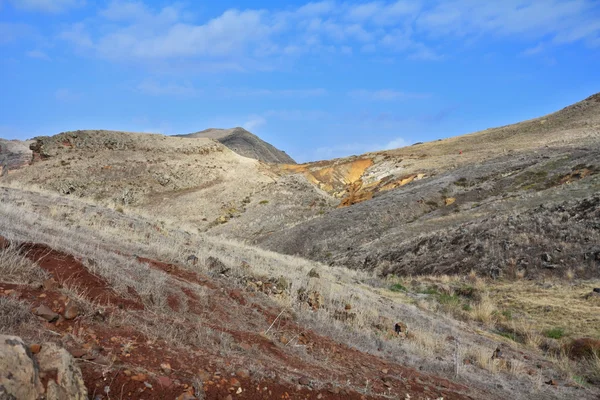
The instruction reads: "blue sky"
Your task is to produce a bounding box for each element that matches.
[1,0,599,162]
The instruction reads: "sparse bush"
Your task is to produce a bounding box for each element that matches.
[470,294,496,326]
[0,245,48,284]
[544,327,566,340]
[389,283,406,292]
[0,297,34,334]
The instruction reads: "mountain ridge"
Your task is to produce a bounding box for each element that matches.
[176,126,296,164]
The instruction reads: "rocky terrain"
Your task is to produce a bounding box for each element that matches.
[0,138,33,175]
[1,93,600,399]
[177,127,296,164]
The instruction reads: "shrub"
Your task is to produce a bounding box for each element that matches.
[545,327,566,340]
[389,283,407,292]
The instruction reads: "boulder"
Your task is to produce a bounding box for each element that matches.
[0,335,42,399]
[36,342,87,399]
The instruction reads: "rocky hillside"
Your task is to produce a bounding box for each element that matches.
[1,185,598,399]
[0,129,329,234]
[177,127,296,164]
[0,139,33,175]
[256,93,600,278]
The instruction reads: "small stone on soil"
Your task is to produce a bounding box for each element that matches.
[34,304,59,322]
[64,303,80,320]
[29,344,41,354]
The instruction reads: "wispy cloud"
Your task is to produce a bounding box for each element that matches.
[8,0,84,13]
[243,115,267,131]
[45,1,600,70]
[349,89,429,101]
[136,80,200,97]
[0,23,36,44]
[314,136,409,159]
[221,88,327,98]
[26,49,50,60]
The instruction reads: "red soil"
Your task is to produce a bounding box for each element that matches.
[0,239,482,399]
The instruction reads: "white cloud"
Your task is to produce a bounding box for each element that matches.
[314,136,408,159]
[136,80,199,97]
[521,43,545,56]
[243,116,267,131]
[221,88,327,98]
[59,23,93,48]
[349,89,429,101]
[383,137,408,149]
[0,23,35,44]
[56,0,599,68]
[416,0,600,45]
[26,49,50,60]
[9,0,83,13]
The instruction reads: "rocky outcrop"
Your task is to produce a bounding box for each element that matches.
[0,139,33,175]
[177,127,296,164]
[0,335,87,399]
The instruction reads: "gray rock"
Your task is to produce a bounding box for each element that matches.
[36,342,87,400]
[0,335,42,399]
[34,304,59,322]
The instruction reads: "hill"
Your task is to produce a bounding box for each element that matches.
[1,94,600,399]
[176,127,296,164]
[252,93,600,279]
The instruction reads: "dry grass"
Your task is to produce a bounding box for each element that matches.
[0,244,48,284]
[0,296,35,335]
[404,328,445,356]
[470,293,497,327]
[1,187,599,399]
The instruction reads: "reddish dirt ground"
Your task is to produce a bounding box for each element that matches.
[0,238,483,399]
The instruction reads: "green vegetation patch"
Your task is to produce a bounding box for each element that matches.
[544,327,566,339]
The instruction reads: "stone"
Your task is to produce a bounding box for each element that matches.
[36,342,88,399]
[64,303,80,320]
[156,376,173,388]
[236,369,250,379]
[69,348,87,358]
[593,288,600,294]
[307,291,323,310]
[206,256,229,275]
[29,343,42,354]
[299,376,310,386]
[35,304,59,322]
[131,374,147,381]
[0,335,43,399]
[160,362,172,374]
[545,379,558,386]
[186,255,199,265]
[541,253,553,263]
[492,347,503,360]
[308,268,320,278]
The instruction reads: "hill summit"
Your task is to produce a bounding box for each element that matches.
[176,127,296,164]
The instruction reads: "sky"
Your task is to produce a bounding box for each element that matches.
[0,1,599,162]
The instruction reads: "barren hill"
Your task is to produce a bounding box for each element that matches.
[177,127,296,164]
[255,93,600,278]
[2,94,600,399]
